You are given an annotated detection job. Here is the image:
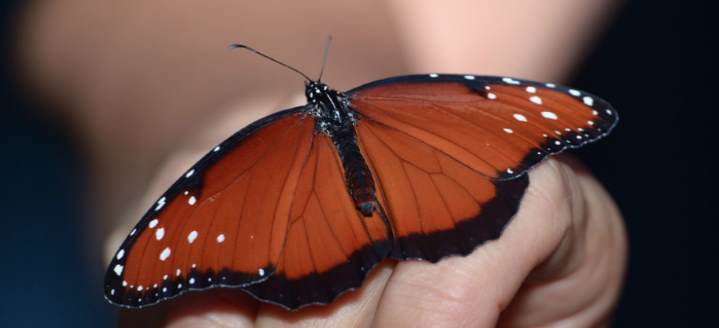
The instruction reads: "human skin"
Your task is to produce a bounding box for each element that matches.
[15,0,625,326]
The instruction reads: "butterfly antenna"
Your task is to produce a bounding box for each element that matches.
[229,43,312,81]
[317,35,333,82]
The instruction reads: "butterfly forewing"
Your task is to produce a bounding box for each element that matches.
[349,74,617,179]
[105,109,317,307]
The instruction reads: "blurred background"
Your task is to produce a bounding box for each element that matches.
[0,0,714,326]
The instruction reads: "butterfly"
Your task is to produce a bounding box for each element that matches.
[105,43,617,310]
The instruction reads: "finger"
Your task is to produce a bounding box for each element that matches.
[118,289,259,328]
[371,158,623,327]
[498,160,626,327]
[132,262,395,328]
[163,289,259,328]
[254,262,394,328]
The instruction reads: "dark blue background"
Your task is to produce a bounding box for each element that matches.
[1,0,715,326]
[572,0,716,325]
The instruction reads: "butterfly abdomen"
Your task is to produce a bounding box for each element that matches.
[332,128,376,216]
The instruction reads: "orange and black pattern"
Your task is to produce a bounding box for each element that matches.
[105,74,617,309]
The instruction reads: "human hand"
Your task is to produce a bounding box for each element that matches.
[111,138,626,327]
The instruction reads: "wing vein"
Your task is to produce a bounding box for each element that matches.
[430,101,544,151]
[363,123,425,235]
[301,206,320,276]
[358,103,496,177]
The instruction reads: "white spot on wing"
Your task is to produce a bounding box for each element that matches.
[463,75,475,80]
[503,128,513,134]
[513,113,528,122]
[506,168,514,174]
[155,197,166,211]
[583,96,594,106]
[155,227,165,240]
[187,230,198,244]
[189,278,195,285]
[526,86,537,93]
[213,145,221,152]
[429,73,439,78]
[185,169,195,178]
[116,249,125,260]
[502,77,521,85]
[258,268,265,276]
[541,111,559,120]
[113,264,123,276]
[488,93,497,100]
[176,269,181,276]
[216,234,225,243]
[159,247,171,261]
[129,228,137,236]
[148,219,158,228]
[545,83,556,88]
[569,89,581,96]
[188,196,197,206]
[529,95,543,105]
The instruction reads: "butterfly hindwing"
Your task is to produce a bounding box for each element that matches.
[242,134,390,309]
[355,118,528,261]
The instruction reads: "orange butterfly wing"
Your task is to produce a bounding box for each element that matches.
[348,75,616,260]
[106,109,312,307]
[105,108,390,309]
[243,134,390,309]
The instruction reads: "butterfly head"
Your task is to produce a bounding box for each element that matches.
[305,81,332,105]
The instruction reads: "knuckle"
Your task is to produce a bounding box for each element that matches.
[525,159,586,229]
